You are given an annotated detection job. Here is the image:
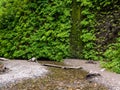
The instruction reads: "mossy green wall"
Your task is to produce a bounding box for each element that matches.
[70,0,83,58]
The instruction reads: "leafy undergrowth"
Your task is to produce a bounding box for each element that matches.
[1,61,108,90]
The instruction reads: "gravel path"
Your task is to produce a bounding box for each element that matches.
[64,59,120,90]
[0,60,48,88]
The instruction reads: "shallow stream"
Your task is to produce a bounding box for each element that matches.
[1,61,108,90]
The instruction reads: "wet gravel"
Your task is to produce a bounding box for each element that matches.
[0,59,119,90]
[0,60,108,90]
[0,60,48,88]
[64,59,120,90]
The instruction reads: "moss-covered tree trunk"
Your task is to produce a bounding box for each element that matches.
[70,0,83,58]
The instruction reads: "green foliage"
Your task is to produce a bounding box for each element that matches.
[0,0,71,61]
[0,0,120,73]
[93,0,120,73]
[102,38,120,73]
[70,0,119,61]
[78,0,98,60]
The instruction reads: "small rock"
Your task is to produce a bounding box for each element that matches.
[28,57,38,62]
[0,57,9,61]
[100,68,105,72]
[86,73,101,79]
[85,60,97,64]
[67,87,73,90]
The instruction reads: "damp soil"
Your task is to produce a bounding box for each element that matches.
[1,61,108,90]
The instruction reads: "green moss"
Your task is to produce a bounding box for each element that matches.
[70,0,83,58]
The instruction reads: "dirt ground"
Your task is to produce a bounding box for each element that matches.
[64,59,120,90]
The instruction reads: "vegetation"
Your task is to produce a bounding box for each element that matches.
[0,0,120,73]
[0,0,71,61]
[94,0,120,73]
